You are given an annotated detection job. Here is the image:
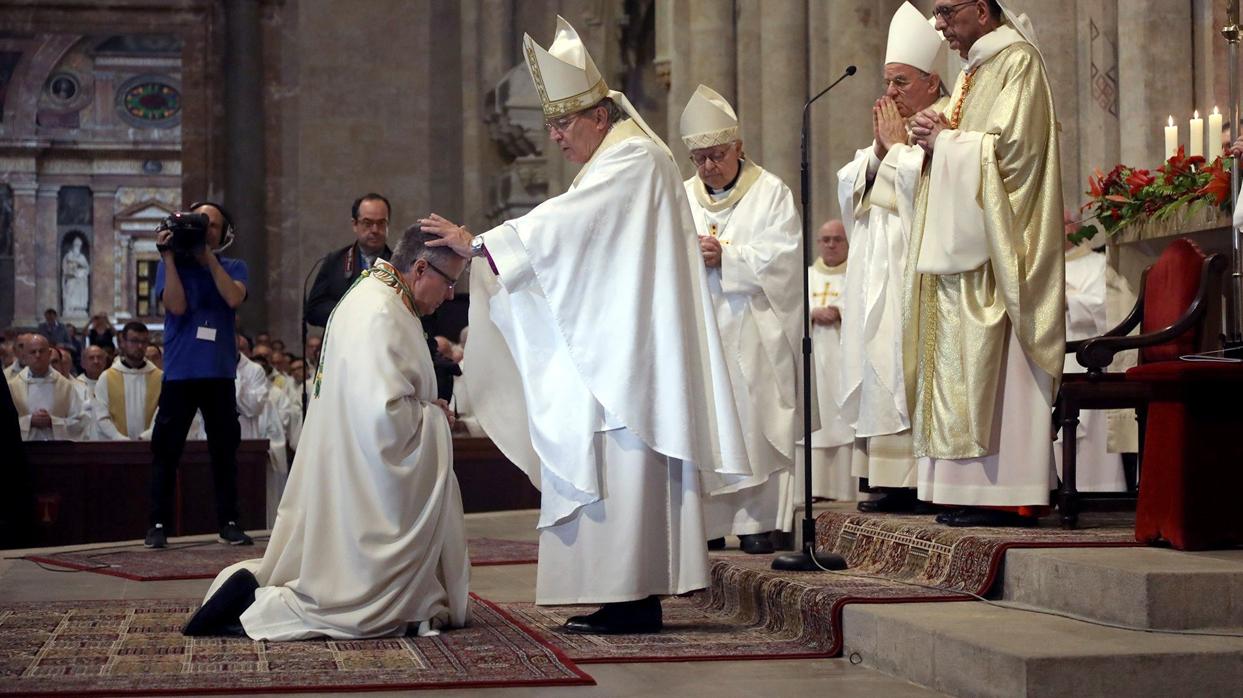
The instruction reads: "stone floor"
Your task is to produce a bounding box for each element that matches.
[0,508,944,698]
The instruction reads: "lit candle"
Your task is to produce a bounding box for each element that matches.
[1189,110,1204,157]
[1209,106,1223,158]
[1165,116,1178,159]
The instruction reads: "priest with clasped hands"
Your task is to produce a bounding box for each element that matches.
[836,1,951,514]
[419,16,751,635]
[903,0,1065,527]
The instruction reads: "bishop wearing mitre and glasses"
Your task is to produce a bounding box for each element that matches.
[420,16,752,635]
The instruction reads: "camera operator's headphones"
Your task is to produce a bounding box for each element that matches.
[188,200,236,252]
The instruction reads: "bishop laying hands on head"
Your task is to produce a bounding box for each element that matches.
[418,15,753,635]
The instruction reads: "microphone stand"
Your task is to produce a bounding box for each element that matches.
[300,252,330,418]
[773,65,857,572]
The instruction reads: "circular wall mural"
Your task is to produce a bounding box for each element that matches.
[115,74,182,128]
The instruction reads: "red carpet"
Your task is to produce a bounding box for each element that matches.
[26,537,538,581]
[0,594,592,695]
[507,511,1140,662]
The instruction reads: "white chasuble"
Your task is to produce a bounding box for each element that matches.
[1056,247,1125,492]
[801,260,864,500]
[94,359,161,440]
[205,265,469,640]
[685,161,804,536]
[464,119,751,605]
[835,116,943,489]
[9,368,87,441]
[906,25,1064,507]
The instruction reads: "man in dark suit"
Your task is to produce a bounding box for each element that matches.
[304,193,394,327]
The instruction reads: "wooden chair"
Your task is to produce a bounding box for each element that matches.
[1055,238,1227,529]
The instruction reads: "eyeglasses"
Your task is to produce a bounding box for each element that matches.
[355,217,389,231]
[932,0,978,20]
[689,144,736,167]
[424,260,459,290]
[882,74,928,91]
[545,110,588,134]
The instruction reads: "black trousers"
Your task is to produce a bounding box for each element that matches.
[149,378,241,528]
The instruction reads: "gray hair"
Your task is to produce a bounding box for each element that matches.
[596,97,627,125]
[389,224,461,274]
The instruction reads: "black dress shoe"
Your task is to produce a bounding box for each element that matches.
[738,533,774,555]
[707,537,726,551]
[563,596,662,634]
[935,508,966,525]
[857,491,918,513]
[183,569,259,637]
[946,508,1039,528]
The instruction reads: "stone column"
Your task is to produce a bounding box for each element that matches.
[689,0,736,101]
[90,189,116,320]
[11,181,38,326]
[809,0,896,226]
[735,0,764,166]
[758,0,807,196]
[224,0,268,331]
[35,187,58,321]
[1016,0,1080,208]
[665,0,695,178]
[1075,0,1121,209]
[1118,1,1194,168]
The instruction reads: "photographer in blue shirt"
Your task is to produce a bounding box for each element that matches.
[145,202,253,549]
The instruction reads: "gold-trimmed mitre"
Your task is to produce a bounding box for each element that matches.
[679,84,740,150]
[523,16,609,119]
[886,1,946,74]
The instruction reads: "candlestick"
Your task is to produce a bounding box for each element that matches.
[1209,106,1224,158]
[1190,110,1204,157]
[1165,116,1178,159]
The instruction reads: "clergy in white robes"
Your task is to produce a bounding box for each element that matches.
[7,334,87,441]
[95,323,163,441]
[188,227,469,640]
[802,220,867,502]
[76,345,109,440]
[836,1,950,513]
[257,382,289,528]
[679,84,804,554]
[1058,230,1125,492]
[420,16,750,635]
[906,1,1065,526]
[234,353,268,440]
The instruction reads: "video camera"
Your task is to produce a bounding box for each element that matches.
[156,211,210,256]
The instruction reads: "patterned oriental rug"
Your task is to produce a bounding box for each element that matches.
[506,511,1139,662]
[0,595,592,696]
[26,537,539,582]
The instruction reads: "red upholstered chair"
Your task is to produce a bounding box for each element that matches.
[1055,238,1227,529]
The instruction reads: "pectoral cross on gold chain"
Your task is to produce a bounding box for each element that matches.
[813,283,834,307]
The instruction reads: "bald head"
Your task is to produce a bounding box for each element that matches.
[818,220,848,267]
[24,334,52,376]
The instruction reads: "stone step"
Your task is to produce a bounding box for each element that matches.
[842,600,1243,698]
[1001,548,1243,630]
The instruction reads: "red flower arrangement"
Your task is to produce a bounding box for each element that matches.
[1071,146,1234,245]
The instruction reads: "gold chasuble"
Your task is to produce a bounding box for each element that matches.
[903,27,1065,460]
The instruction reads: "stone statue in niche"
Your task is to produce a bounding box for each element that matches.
[61,234,90,318]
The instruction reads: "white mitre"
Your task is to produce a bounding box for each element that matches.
[523,15,608,118]
[522,15,674,160]
[679,84,739,150]
[885,1,946,74]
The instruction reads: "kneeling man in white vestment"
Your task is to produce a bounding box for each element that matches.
[678,85,804,554]
[184,226,470,639]
[420,16,750,635]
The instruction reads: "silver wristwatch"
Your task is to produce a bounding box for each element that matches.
[469,235,486,258]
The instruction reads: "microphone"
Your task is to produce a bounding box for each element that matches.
[773,65,857,573]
